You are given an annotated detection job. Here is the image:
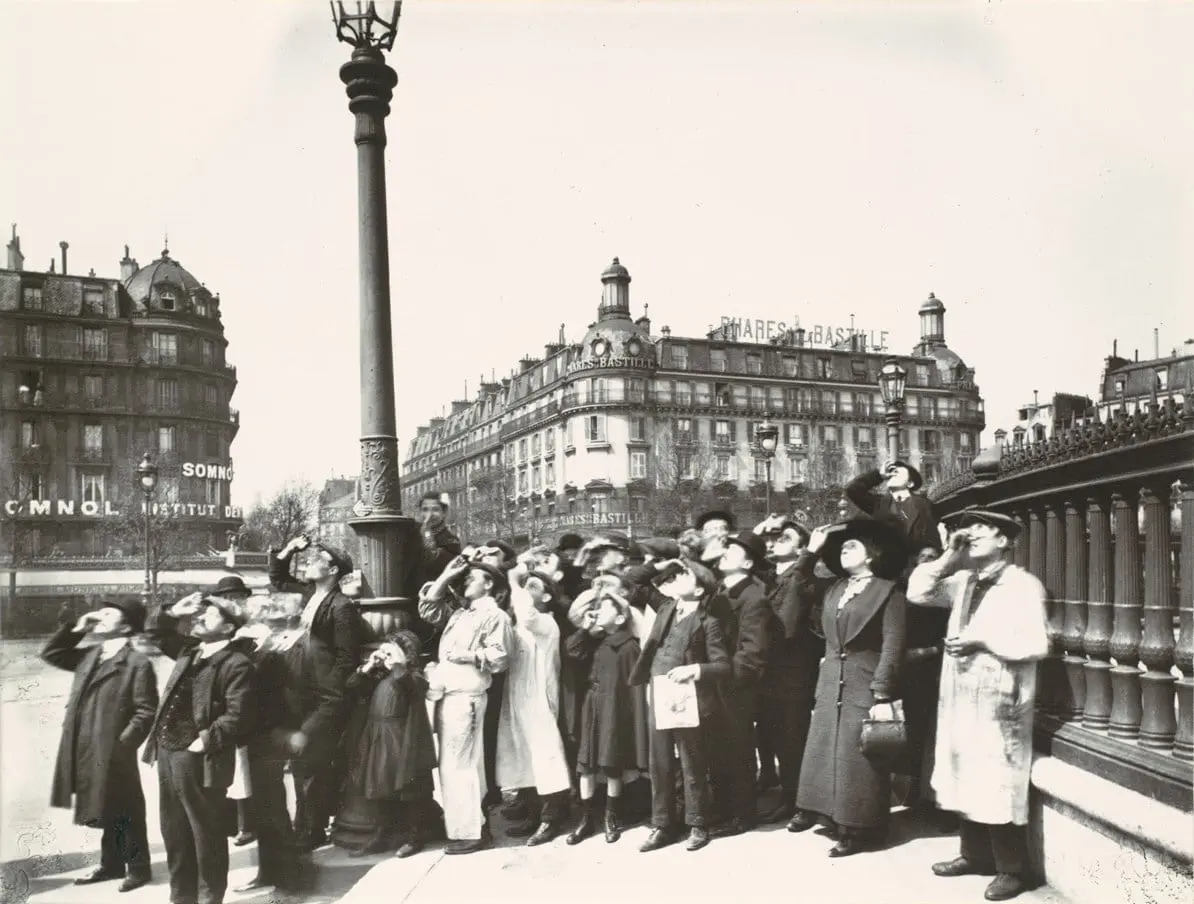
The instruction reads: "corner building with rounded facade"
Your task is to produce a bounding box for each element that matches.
[402,258,986,543]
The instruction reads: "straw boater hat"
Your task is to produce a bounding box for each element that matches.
[819,517,910,582]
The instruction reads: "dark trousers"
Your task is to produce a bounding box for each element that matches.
[514,788,570,825]
[158,749,229,904]
[483,673,506,803]
[291,731,341,844]
[648,726,711,830]
[97,813,151,875]
[960,819,1027,875]
[756,721,777,779]
[247,739,302,887]
[711,690,759,821]
[757,693,814,798]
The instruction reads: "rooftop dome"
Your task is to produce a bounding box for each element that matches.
[919,291,945,314]
[123,247,205,305]
[601,257,631,282]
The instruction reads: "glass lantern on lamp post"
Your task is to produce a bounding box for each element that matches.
[755,419,780,518]
[135,453,159,610]
[879,357,908,460]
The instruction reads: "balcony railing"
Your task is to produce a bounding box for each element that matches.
[929,396,1193,808]
[73,447,112,464]
[499,400,561,440]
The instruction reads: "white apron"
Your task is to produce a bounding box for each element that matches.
[911,562,1049,826]
[496,587,571,795]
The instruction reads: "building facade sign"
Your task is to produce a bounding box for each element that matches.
[182,462,235,481]
[566,356,656,376]
[3,499,243,519]
[718,315,889,350]
[537,512,652,530]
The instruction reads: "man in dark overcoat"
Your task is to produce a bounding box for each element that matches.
[145,594,257,904]
[44,597,157,892]
[707,531,771,837]
[269,535,367,849]
[845,459,940,558]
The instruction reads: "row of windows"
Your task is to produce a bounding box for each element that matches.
[19,421,226,459]
[20,284,216,318]
[16,472,224,507]
[18,325,221,367]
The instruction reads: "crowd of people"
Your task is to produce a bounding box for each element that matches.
[42,459,1050,904]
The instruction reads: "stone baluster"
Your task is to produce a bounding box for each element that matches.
[1082,494,1114,731]
[1028,505,1047,584]
[1175,480,1193,762]
[1061,499,1088,720]
[1138,484,1177,751]
[1012,508,1030,570]
[1108,491,1143,740]
[1039,501,1067,714]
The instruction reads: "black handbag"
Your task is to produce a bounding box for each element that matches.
[859,701,908,772]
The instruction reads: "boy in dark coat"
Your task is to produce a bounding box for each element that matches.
[845,460,940,559]
[628,560,731,853]
[44,597,157,892]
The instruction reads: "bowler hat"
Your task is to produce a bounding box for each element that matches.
[591,532,634,556]
[819,517,910,582]
[943,507,1023,541]
[886,460,924,492]
[468,562,510,595]
[212,575,250,597]
[724,530,769,570]
[761,519,811,546]
[106,596,147,634]
[203,595,248,629]
[695,510,736,532]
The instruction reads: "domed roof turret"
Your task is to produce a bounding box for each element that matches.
[578,257,655,366]
[602,257,631,282]
[123,247,208,310]
[919,291,945,314]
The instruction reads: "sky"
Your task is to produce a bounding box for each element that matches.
[2,0,1191,507]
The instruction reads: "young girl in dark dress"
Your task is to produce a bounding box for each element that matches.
[347,630,439,858]
[564,593,650,845]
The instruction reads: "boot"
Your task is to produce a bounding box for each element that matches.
[760,795,796,824]
[348,828,389,858]
[527,822,560,847]
[566,799,599,846]
[397,802,427,858]
[603,797,622,843]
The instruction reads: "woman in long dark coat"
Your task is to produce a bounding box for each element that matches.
[791,519,908,857]
[45,598,158,891]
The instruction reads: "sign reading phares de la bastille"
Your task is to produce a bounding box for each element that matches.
[718,315,890,350]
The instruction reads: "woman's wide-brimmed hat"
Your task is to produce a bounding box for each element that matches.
[820,516,910,581]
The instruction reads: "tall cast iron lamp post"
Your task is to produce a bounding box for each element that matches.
[331,1,420,627]
[135,453,159,611]
[755,419,780,518]
[879,357,908,459]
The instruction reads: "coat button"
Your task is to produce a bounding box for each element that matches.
[839,652,847,660]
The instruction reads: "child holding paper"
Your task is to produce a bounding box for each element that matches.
[628,560,730,853]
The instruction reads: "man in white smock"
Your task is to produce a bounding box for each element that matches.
[906,508,1049,903]
[426,562,513,855]
[496,553,573,846]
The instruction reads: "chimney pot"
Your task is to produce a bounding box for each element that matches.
[59,240,69,275]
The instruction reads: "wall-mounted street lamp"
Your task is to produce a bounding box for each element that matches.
[878,357,909,458]
[755,418,780,518]
[135,452,159,609]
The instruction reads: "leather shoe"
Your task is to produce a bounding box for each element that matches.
[233,876,274,893]
[396,839,424,859]
[685,828,711,852]
[233,831,256,847]
[711,818,755,839]
[444,835,492,855]
[526,822,560,847]
[639,828,675,853]
[505,818,538,838]
[984,874,1026,901]
[75,867,123,885]
[786,811,817,833]
[933,857,994,878]
[117,872,150,893]
[828,835,865,858]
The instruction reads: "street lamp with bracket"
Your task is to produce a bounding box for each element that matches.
[879,357,908,459]
[135,452,159,611]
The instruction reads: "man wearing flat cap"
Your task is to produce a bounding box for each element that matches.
[846,459,940,561]
[44,596,157,893]
[269,535,368,850]
[145,594,257,904]
[907,508,1048,902]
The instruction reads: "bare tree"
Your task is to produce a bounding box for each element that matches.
[644,424,736,531]
[784,442,850,528]
[102,501,196,601]
[467,464,518,543]
[0,456,38,603]
[238,478,320,550]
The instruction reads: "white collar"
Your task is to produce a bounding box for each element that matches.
[464,595,497,612]
[774,559,797,575]
[974,560,1008,583]
[99,636,129,660]
[890,489,911,502]
[198,638,231,660]
[721,572,749,590]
